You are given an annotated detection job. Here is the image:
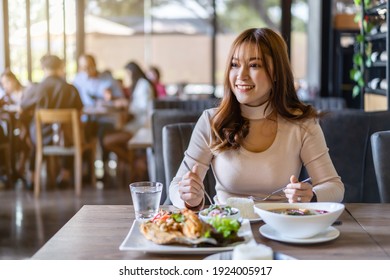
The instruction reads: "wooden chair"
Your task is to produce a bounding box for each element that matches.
[34,109,97,197]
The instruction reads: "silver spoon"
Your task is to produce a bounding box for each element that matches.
[248,177,312,202]
[183,160,214,205]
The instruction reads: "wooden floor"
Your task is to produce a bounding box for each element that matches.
[0,166,136,260]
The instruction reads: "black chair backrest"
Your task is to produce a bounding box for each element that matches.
[151,109,204,203]
[156,108,390,204]
[317,109,390,202]
[152,98,220,111]
[371,130,390,203]
[162,122,216,205]
[305,97,346,111]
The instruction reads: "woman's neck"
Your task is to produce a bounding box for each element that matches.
[240,102,273,120]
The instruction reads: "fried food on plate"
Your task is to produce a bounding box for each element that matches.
[139,209,244,246]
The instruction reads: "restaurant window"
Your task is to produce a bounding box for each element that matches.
[291,0,309,95]
[291,0,308,80]
[84,0,214,96]
[8,0,28,83]
[215,0,281,97]
[47,0,77,81]
[8,0,77,84]
[3,1,311,96]
[85,0,303,97]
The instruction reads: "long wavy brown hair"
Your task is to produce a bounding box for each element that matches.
[210,28,318,152]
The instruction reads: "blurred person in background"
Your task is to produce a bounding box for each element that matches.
[0,83,6,185]
[116,77,130,100]
[146,65,167,99]
[0,69,31,180]
[0,120,9,186]
[0,69,25,106]
[73,54,123,106]
[20,54,83,188]
[103,61,156,180]
[73,54,124,173]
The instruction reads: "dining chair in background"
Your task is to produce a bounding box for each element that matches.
[162,122,216,205]
[371,130,390,203]
[304,97,346,111]
[152,98,220,111]
[0,135,12,188]
[317,109,390,203]
[34,109,97,197]
[149,99,219,194]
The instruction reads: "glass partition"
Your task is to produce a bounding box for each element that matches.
[291,0,308,85]
[215,0,281,96]
[8,0,76,84]
[5,0,310,96]
[84,0,289,97]
[8,0,28,83]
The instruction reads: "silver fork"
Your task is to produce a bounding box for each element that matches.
[248,177,312,202]
[183,160,214,205]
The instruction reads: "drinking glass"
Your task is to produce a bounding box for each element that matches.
[130,181,163,221]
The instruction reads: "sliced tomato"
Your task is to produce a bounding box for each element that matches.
[159,214,171,221]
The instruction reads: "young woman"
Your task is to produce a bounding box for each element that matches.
[169,28,344,210]
[146,65,167,99]
[0,69,25,106]
[0,69,30,179]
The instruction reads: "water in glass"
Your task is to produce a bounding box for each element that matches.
[130,182,163,221]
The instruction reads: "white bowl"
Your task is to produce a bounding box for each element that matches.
[255,202,345,239]
[199,206,241,223]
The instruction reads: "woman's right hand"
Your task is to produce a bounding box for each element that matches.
[178,164,204,207]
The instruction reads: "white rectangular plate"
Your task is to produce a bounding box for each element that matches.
[119,219,254,254]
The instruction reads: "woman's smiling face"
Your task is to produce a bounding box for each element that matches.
[229,42,273,107]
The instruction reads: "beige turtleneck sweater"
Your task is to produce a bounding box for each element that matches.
[169,103,345,208]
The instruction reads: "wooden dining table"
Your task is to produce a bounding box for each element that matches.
[127,127,152,150]
[82,105,127,129]
[31,203,390,260]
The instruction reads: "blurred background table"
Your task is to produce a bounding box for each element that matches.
[126,127,153,181]
[127,127,152,150]
[83,105,127,129]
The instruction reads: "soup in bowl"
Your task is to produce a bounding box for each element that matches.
[255,202,344,239]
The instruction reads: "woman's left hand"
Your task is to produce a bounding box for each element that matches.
[284,175,313,203]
